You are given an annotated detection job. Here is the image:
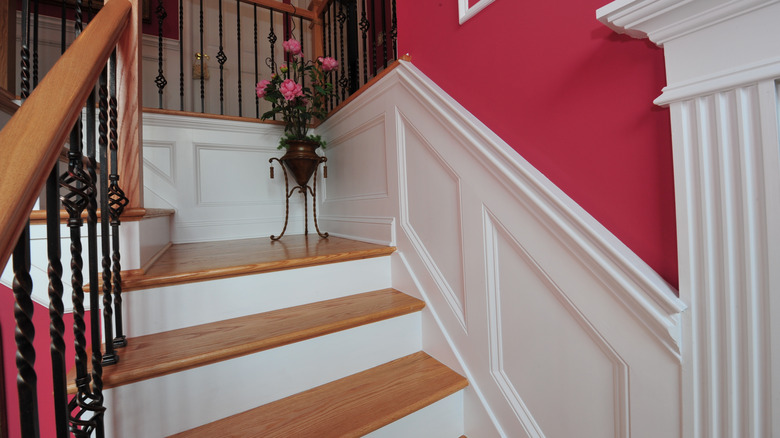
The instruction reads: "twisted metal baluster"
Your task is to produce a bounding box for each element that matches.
[13,225,39,438]
[236,1,243,117]
[109,50,128,349]
[46,137,68,438]
[33,0,39,88]
[254,5,259,118]
[99,66,118,367]
[179,0,184,110]
[217,0,226,114]
[155,0,168,108]
[14,2,39,436]
[199,0,205,112]
[359,0,369,84]
[325,6,333,110]
[84,79,107,438]
[337,2,348,101]
[268,9,276,119]
[390,0,397,60]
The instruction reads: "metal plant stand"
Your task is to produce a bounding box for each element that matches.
[269,154,329,240]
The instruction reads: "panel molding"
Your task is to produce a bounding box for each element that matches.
[143,140,176,185]
[397,110,468,331]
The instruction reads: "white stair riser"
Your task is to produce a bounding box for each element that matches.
[122,256,391,337]
[365,390,464,438]
[103,312,421,438]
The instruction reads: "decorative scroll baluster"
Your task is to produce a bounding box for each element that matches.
[390,0,397,60]
[337,2,347,101]
[179,0,184,110]
[99,66,118,366]
[21,0,30,100]
[236,1,242,117]
[268,9,276,119]
[217,0,226,114]
[109,51,129,349]
[199,0,205,112]
[359,0,369,84]
[254,5,259,118]
[155,0,168,108]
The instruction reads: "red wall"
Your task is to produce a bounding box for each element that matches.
[1,283,92,437]
[397,0,678,289]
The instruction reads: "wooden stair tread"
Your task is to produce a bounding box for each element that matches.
[169,351,468,438]
[122,235,396,291]
[66,288,423,393]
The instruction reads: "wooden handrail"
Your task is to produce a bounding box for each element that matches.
[239,0,318,22]
[0,0,131,271]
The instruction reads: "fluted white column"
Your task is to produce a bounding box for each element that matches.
[598,1,780,437]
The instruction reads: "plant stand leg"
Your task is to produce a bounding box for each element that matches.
[269,157,290,241]
[310,157,329,238]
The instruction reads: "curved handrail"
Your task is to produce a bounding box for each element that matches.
[0,0,131,271]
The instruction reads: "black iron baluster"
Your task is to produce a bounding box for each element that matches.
[0,324,7,438]
[236,1,242,117]
[109,51,129,350]
[99,66,118,367]
[346,0,358,94]
[325,6,333,110]
[337,2,347,101]
[13,225,38,438]
[359,0,369,84]
[283,11,290,78]
[254,5,259,118]
[46,153,68,438]
[380,0,387,68]
[199,0,205,112]
[155,0,168,109]
[15,3,39,434]
[268,9,276,119]
[33,0,39,88]
[390,0,397,60]
[369,0,376,77]
[299,17,304,92]
[84,80,107,438]
[179,0,184,110]
[61,0,66,53]
[217,0,226,114]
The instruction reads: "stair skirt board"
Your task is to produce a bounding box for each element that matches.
[102,313,422,437]
[122,256,393,337]
[364,391,464,438]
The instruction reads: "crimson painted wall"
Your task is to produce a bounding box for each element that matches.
[397,0,678,289]
[1,283,92,437]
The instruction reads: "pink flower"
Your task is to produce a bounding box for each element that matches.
[282,39,302,55]
[318,56,339,72]
[255,79,271,98]
[279,79,303,101]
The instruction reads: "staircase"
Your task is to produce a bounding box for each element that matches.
[69,235,468,437]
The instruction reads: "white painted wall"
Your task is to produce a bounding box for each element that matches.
[599,1,780,437]
[316,61,686,438]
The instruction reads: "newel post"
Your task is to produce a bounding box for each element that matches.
[107,0,144,209]
[599,1,780,437]
[309,0,325,61]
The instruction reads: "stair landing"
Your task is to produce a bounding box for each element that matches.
[123,235,396,291]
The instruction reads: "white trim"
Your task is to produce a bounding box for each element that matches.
[459,0,497,24]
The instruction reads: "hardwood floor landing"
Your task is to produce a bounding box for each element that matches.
[123,235,395,291]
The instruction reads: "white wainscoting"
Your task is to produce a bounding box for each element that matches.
[316,61,686,437]
[143,112,311,242]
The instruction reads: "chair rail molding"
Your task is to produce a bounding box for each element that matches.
[599,1,780,437]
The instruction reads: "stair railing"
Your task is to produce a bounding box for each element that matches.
[147,0,397,119]
[0,0,133,436]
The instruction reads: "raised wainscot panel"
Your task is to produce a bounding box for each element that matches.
[485,209,627,438]
[323,115,389,202]
[196,144,283,206]
[399,114,467,327]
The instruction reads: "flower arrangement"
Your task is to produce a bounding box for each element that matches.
[256,38,339,149]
